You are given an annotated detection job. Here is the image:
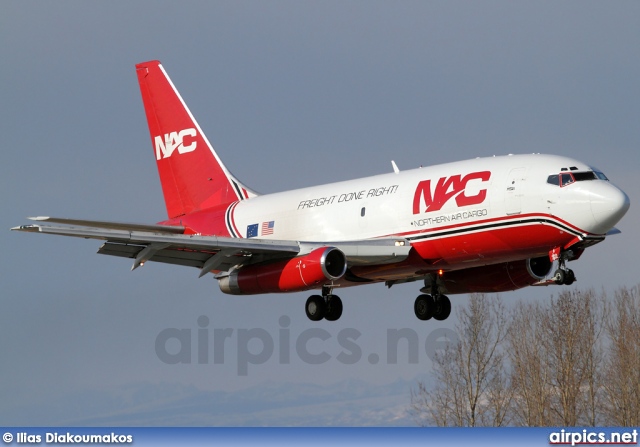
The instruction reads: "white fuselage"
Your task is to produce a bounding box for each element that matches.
[229,154,625,243]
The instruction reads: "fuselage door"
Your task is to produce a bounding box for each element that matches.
[505,167,527,215]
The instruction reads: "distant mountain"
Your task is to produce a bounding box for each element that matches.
[4,377,430,426]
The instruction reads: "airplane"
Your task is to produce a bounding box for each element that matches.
[12,60,630,322]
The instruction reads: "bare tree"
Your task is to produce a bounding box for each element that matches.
[411,293,511,426]
[411,346,463,427]
[507,301,554,426]
[508,289,606,426]
[540,289,605,426]
[581,290,607,426]
[602,286,640,426]
[414,288,618,427]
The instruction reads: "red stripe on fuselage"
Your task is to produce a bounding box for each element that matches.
[390,213,593,241]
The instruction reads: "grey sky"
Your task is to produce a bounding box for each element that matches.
[1,1,639,425]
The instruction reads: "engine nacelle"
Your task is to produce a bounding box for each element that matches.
[218,247,347,295]
[526,255,554,281]
[441,256,553,294]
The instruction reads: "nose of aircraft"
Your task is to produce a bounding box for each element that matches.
[590,182,630,234]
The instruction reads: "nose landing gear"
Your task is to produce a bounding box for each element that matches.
[553,266,576,285]
[552,249,577,286]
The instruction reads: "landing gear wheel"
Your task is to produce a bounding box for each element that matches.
[564,269,576,285]
[325,295,343,321]
[305,295,326,321]
[554,268,576,286]
[414,294,435,321]
[433,295,452,321]
[554,269,565,285]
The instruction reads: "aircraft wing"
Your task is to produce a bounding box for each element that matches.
[12,217,411,277]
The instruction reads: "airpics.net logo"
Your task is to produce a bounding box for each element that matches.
[549,429,638,446]
[155,315,458,376]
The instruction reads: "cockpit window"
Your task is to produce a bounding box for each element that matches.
[546,173,574,186]
[560,173,575,187]
[594,171,609,181]
[572,171,597,181]
[546,171,604,187]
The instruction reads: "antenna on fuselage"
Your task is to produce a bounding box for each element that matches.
[391,160,400,174]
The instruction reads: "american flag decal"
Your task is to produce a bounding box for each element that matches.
[261,221,275,236]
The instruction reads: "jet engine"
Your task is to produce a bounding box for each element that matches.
[218,247,347,295]
[441,256,553,294]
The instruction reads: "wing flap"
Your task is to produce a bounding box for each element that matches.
[97,242,141,258]
[97,242,218,265]
[97,242,222,269]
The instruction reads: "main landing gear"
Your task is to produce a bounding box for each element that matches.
[305,285,343,321]
[414,294,452,321]
[414,274,452,321]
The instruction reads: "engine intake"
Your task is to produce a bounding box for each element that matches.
[526,255,553,281]
[218,247,347,295]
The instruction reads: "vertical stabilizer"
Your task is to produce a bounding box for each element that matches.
[136,60,256,219]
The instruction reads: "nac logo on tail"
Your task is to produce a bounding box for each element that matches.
[154,128,197,160]
[413,171,491,214]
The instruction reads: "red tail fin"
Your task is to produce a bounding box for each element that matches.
[136,60,256,219]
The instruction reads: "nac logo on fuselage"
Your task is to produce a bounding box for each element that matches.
[154,128,197,160]
[413,171,491,214]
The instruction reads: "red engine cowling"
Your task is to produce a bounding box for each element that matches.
[442,256,553,294]
[218,247,347,295]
